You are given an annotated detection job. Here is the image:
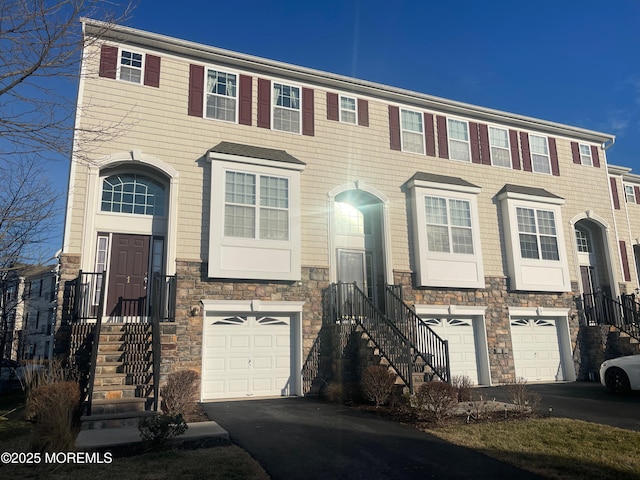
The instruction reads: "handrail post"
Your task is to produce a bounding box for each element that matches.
[443,339,451,384]
[85,270,106,416]
[151,273,161,411]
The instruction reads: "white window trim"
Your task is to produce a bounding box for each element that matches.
[118,48,144,84]
[579,143,593,166]
[203,66,239,124]
[408,177,484,288]
[339,95,358,125]
[488,125,512,168]
[529,134,552,174]
[498,189,571,292]
[400,108,425,154]
[625,184,636,203]
[272,81,302,135]
[447,117,471,162]
[208,152,305,281]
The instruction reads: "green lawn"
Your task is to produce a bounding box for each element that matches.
[426,417,640,480]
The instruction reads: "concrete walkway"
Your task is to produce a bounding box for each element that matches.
[203,397,544,480]
[75,420,228,449]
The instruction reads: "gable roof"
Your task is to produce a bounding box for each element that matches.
[209,142,305,166]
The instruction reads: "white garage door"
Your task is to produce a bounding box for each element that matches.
[422,318,479,385]
[202,314,293,400]
[510,318,563,382]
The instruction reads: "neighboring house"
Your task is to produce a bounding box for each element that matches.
[59,19,640,404]
[2,264,57,362]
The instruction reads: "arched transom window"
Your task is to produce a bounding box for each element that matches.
[101,174,166,216]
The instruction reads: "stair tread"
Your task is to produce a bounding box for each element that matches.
[92,397,147,405]
[92,384,138,392]
[81,411,156,422]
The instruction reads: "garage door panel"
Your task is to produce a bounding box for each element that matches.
[511,318,563,382]
[422,317,480,385]
[202,314,295,400]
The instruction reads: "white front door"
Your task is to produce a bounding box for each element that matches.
[202,314,293,400]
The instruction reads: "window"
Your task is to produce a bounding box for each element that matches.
[447,119,470,162]
[340,96,357,124]
[101,174,166,216]
[335,202,364,236]
[425,197,474,254]
[516,207,559,260]
[224,172,289,241]
[579,144,593,166]
[119,50,143,83]
[489,126,511,167]
[529,135,551,174]
[408,173,484,288]
[575,228,591,253]
[208,144,305,281]
[625,184,636,203]
[273,83,301,133]
[401,109,424,154]
[498,185,570,292]
[93,235,109,305]
[206,69,237,122]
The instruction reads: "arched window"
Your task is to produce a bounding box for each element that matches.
[101,174,166,216]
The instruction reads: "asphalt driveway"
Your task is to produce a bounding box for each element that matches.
[203,397,543,480]
[480,381,640,432]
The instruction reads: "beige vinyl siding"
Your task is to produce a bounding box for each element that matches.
[67,42,619,287]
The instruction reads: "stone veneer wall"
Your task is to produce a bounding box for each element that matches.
[393,270,582,384]
[158,261,331,385]
[53,253,82,358]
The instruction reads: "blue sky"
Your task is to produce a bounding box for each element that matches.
[44,0,640,258]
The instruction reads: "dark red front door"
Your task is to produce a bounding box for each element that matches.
[107,234,150,316]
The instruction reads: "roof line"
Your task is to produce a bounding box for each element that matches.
[82,18,615,144]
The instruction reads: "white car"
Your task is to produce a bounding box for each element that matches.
[600,355,640,393]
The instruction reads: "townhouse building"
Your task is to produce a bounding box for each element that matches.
[58,19,638,406]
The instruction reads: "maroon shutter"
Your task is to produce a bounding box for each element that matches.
[549,137,560,176]
[357,99,369,127]
[436,115,449,159]
[326,92,339,121]
[389,106,401,151]
[610,177,620,210]
[520,132,532,172]
[257,78,270,129]
[302,88,315,136]
[424,113,435,157]
[99,45,118,79]
[478,123,491,165]
[591,145,601,167]
[571,142,581,164]
[620,241,631,282]
[143,54,161,87]
[188,64,204,117]
[509,130,521,170]
[469,122,481,164]
[238,75,252,126]
[634,186,640,204]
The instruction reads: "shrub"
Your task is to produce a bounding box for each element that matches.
[325,382,343,403]
[26,380,81,452]
[361,366,397,406]
[506,377,541,414]
[138,414,188,449]
[160,369,200,420]
[451,375,474,402]
[411,381,458,424]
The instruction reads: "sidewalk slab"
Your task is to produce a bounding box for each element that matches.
[76,421,229,449]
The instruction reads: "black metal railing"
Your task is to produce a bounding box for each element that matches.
[330,282,413,390]
[150,273,177,322]
[580,292,640,342]
[83,271,106,416]
[384,285,450,383]
[72,271,106,323]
